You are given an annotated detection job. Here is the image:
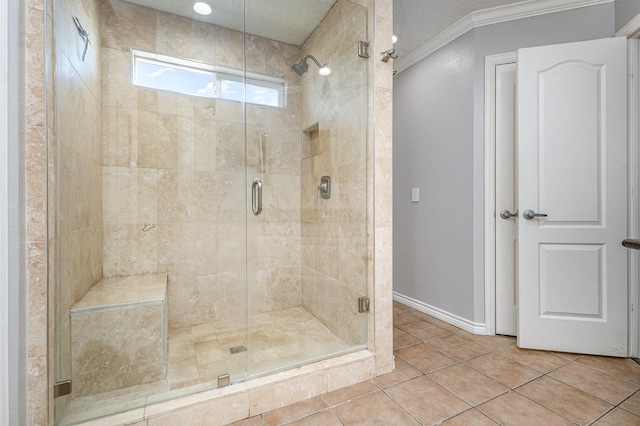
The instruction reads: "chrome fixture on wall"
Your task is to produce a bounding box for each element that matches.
[380,48,397,62]
[291,55,331,76]
[317,176,331,199]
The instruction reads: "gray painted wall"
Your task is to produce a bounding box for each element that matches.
[393,3,616,325]
[394,31,476,320]
[615,0,640,32]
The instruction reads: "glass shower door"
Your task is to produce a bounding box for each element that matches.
[244,0,370,380]
[52,0,249,423]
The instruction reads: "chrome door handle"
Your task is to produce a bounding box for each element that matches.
[499,209,518,219]
[252,178,262,216]
[523,209,547,220]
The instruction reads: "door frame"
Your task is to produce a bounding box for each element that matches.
[483,46,639,356]
[484,51,517,337]
[626,38,640,358]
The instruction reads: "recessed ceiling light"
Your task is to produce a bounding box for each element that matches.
[193,2,212,15]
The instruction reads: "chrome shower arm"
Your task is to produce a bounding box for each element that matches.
[303,55,323,68]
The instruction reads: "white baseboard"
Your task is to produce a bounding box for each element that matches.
[393,292,489,335]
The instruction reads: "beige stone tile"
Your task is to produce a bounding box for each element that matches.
[478,392,573,426]
[374,158,392,228]
[249,372,327,415]
[286,410,342,426]
[27,241,47,358]
[372,357,422,390]
[549,362,639,405]
[429,364,509,406]
[195,340,224,365]
[156,12,217,65]
[442,409,498,425]
[466,352,542,389]
[552,352,582,361]
[620,390,640,416]
[394,343,457,373]
[517,376,613,424]
[393,309,420,325]
[332,391,419,425]
[497,345,570,373]
[386,376,470,425]
[593,408,640,425]
[393,301,410,310]
[326,356,376,392]
[426,334,490,361]
[226,415,264,426]
[417,315,462,333]
[397,320,451,341]
[147,392,249,426]
[393,327,420,349]
[100,0,156,51]
[321,380,379,407]
[27,355,47,426]
[455,330,516,350]
[262,396,327,426]
[577,356,640,385]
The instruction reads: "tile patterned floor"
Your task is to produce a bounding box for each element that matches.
[229,302,640,425]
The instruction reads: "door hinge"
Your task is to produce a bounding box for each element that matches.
[358,41,370,58]
[358,296,370,313]
[54,380,72,398]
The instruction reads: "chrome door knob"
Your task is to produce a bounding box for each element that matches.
[499,209,518,219]
[523,209,547,220]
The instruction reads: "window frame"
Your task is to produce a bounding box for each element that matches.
[131,48,287,108]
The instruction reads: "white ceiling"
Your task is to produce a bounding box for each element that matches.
[393,0,528,58]
[123,0,529,53]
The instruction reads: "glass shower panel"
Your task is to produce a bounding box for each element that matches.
[53,0,247,423]
[245,0,369,379]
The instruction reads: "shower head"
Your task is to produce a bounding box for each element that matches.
[291,55,331,77]
[291,58,309,76]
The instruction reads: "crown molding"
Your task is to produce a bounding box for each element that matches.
[617,12,640,37]
[394,0,613,74]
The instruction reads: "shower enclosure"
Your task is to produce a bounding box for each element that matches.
[50,0,370,423]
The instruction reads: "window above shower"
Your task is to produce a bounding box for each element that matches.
[131,48,287,108]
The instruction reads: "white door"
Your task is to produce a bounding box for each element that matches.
[495,62,518,336]
[517,37,628,356]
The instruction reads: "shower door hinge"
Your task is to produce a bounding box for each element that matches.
[358,41,370,58]
[54,379,72,398]
[358,296,370,313]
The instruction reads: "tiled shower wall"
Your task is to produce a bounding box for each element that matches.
[300,0,369,345]
[98,0,304,328]
[53,0,103,383]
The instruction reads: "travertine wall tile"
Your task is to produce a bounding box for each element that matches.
[373,0,394,376]
[299,0,370,344]
[71,301,166,396]
[147,392,250,426]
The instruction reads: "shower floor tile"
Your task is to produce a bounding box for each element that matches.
[167,306,353,390]
[59,306,356,425]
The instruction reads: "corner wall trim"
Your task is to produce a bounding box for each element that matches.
[394,0,613,73]
[617,13,640,38]
[393,292,488,335]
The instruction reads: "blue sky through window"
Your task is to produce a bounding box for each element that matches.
[136,60,215,98]
[132,50,285,107]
